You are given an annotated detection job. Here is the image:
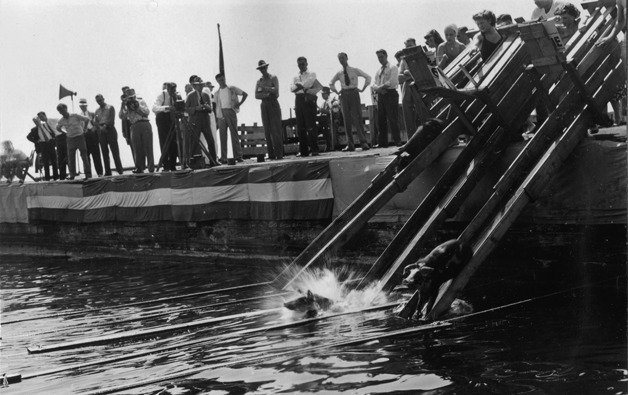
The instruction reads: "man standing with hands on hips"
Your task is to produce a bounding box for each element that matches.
[215,73,248,163]
[329,52,371,152]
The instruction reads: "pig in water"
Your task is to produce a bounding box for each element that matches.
[283,290,334,318]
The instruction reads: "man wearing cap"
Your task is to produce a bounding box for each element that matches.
[255,60,283,160]
[79,98,103,177]
[372,49,402,148]
[329,52,371,152]
[215,73,248,163]
[27,112,59,181]
[290,56,321,157]
[119,88,154,173]
[152,82,179,171]
[95,94,125,176]
[186,76,219,166]
[56,103,92,180]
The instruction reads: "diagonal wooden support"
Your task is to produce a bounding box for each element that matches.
[562,60,612,126]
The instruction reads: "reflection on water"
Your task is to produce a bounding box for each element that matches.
[0,252,626,394]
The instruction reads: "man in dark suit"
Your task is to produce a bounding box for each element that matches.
[27,112,59,181]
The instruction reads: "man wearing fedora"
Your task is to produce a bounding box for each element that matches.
[255,60,283,160]
[79,98,103,177]
[119,88,154,173]
[94,94,125,176]
[215,72,248,163]
[186,75,219,166]
[329,52,371,152]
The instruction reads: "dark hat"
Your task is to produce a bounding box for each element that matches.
[189,75,199,84]
[79,98,87,105]
[321,86,331,94]
[190,75,204,85]
[125,88,136,98]
[256,60,270,69]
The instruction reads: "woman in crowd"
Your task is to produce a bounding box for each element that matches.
[436,24,467,69]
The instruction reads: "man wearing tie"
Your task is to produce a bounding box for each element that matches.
[152,82,179,171]
[186,76,219,166]
[372,49,402,148]
[79,98,104,177]
[329,52,371,152]
[27,112,58,181]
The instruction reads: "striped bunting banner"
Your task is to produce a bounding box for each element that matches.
[25,161,334,223]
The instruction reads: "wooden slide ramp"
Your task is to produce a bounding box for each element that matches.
[278,4,624,323]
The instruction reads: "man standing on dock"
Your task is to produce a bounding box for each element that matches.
[94,94,125,176]
[215,73,248,163]
[56,103,92,180]
[255,60,283,160]
[372,49,402,148]
[28,113,58,181]
[79,98,104,177]
[329,52,371,152]
[291,56,321,157]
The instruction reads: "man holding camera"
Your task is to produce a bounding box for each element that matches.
[94,94,124,176]
[152,82,180,171]
[27,112,58,181]
[119,88,154,174]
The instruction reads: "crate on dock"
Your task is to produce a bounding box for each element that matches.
[519,20,566,75]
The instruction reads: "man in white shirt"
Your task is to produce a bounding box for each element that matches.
[291,56,321,157]
[372,49,402,148]
[330,52,371,151]
[152,82,179,171]
[215,73,248,163]
[56,103,92,180]
[79,98,103,176]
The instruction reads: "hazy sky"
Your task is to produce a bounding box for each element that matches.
[0,0,566,167]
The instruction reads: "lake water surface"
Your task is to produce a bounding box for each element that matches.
[1,251,626,394]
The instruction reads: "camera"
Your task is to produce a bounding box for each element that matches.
[126,98,139,111]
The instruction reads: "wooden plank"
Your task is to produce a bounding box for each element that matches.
[363,70,541,292]
[428,53,625,321]
[272,155,402,288]
[281,116,465,290]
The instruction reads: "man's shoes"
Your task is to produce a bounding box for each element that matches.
[132,169,144,174]
[361,146,370,151]
[236,158,244,163]
[67,176,75,180]
[372,144,381,149]
[311,152,319,156]
[341,146,355,152]
[219,158,227,164]
[296,152,309,157]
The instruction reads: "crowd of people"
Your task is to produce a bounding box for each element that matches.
[6,0,625,184]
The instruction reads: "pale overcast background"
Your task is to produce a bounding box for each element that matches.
[0,0,579,168]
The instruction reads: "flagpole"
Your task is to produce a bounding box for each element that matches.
[217,23,234,162]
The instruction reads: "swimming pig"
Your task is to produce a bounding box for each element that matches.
[283,290,333,318]
[397,239,473,320]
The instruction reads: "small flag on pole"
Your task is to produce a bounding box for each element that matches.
[59,84,77,100]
